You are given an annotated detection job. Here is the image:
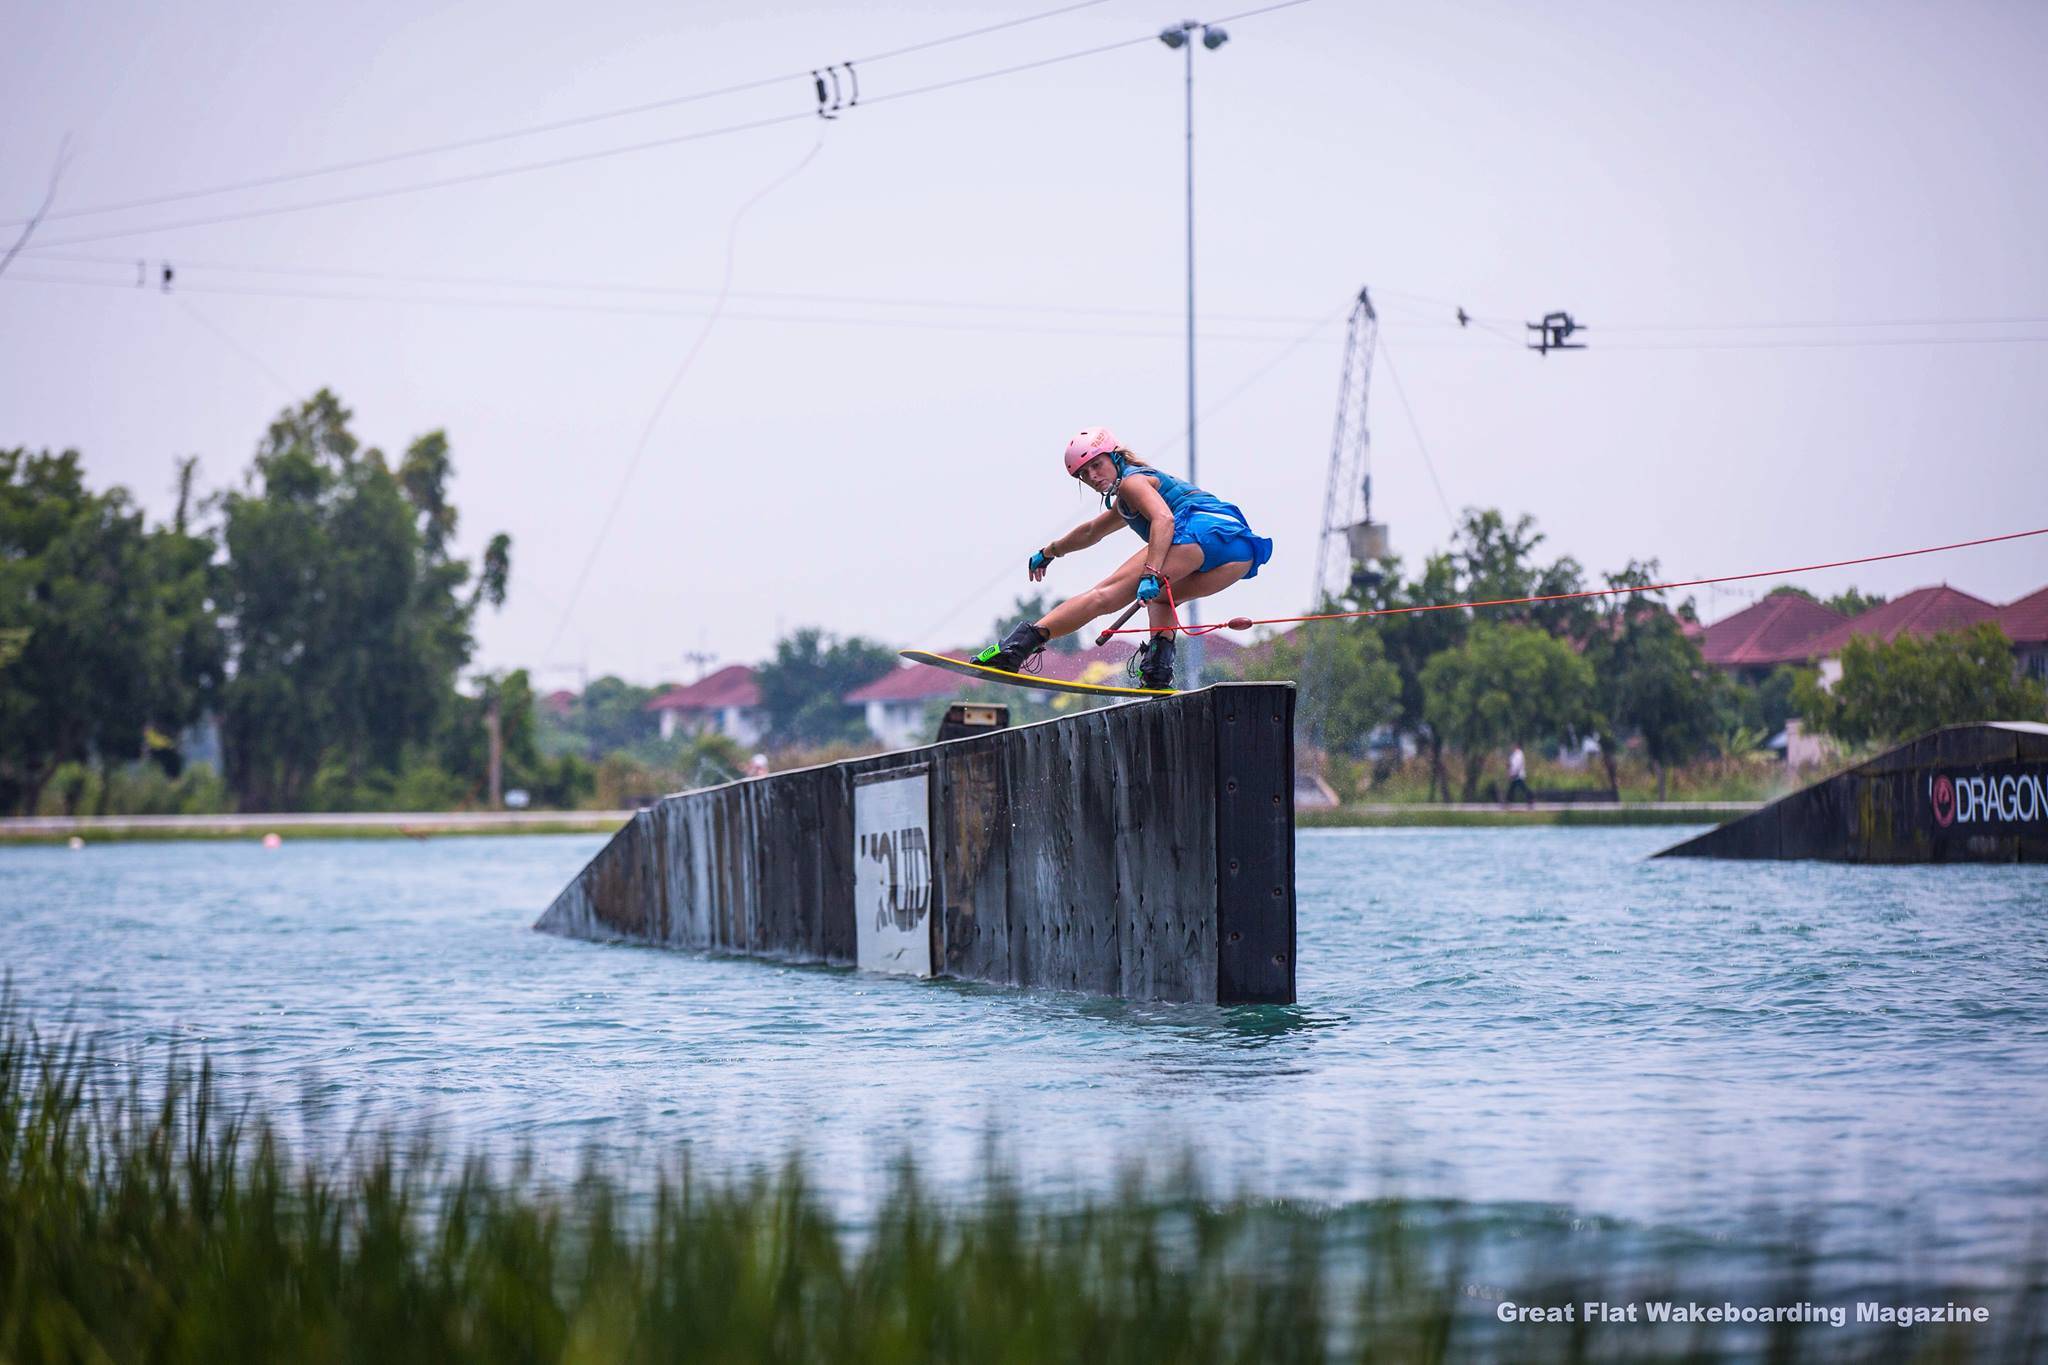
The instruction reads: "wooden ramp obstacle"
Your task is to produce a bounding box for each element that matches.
[536,682,1297,1004]
[1657,721,2048,863]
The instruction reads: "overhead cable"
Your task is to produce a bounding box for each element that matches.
[0,271,1343,343]
[1104,526,2048,638]
[24,2,1318,251]
[1374,337,1458,530]
[1,0,1117,230]
[542,132,830,659]
[19,248,1340,326]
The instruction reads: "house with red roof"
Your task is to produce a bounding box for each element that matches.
[1800,586,2001,687]
[645,664,765,747]
[1995,586,2048,682]
[1699,592,1848,683]
[1699,583,2045,686]
[845,659,972,749]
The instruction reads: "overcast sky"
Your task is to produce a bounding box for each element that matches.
[5,0,2045,688]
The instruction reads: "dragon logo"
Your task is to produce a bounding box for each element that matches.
[1931,774,1955,827]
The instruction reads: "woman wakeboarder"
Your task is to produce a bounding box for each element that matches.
[975,427,1273,689]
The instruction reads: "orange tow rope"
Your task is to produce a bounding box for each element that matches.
[1106,526,2048,639]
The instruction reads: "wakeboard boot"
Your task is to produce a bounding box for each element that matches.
[1134,635,1176,690]
[974,620,1050,672]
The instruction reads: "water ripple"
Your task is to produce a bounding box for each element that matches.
[3,827,2045,1278]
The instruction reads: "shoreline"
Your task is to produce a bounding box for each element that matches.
[0,810,636,844]
[1301,801,1756,828]
[1,802,1756,844]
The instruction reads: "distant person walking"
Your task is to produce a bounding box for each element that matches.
[1505,744,1533,807]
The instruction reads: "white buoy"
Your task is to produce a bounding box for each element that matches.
[262,832,283,849]
[68,835,85,850]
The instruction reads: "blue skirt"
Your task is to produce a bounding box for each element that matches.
[1173,504,1273,579]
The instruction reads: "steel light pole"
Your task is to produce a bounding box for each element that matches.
[1159,18,1227,687]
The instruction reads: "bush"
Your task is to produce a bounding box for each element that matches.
[32,760,233,816]
[1795,624,2047,745]
[1,1010,2039,1363]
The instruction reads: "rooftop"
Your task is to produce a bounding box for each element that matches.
[1799,585,2001,660]
[1699,592,1848,668]
[1996,585,2048,648]
[646,664,761,712]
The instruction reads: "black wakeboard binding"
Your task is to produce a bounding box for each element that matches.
[1133,634,1176,690]
[974,621,1049,673]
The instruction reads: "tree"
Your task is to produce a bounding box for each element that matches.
[1345,551,1467,798]
[144,456,228,780]
[755,628,895,749]
[1793,624,2046,746]
[217,392,511,809]
[0,449,221,813]
[1730,663,1807,739]
[1585,561,1724,799]
[1451,508,1593,640]
[1344,553,1460,797]
[1824,587,1885,618]
[537,676,667,760]
[1421,622,1595,800]
[1762,583,1884,618]
[1239,622,1400,757]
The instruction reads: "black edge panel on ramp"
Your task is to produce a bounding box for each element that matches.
[1214,684,1297,1004]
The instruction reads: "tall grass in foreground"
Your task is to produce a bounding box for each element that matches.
[1,1014,2040,1364]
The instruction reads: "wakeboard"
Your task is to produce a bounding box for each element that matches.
[898,650,1176,698]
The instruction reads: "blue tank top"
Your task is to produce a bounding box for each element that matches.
[1110,461,1247,541]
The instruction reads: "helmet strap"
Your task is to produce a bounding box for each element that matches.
[1099,452,1130,510]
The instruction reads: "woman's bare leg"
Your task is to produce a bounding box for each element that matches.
[1039,545,1211,639]
[1142,555,1253,634]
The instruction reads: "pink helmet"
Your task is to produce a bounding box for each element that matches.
[1063,426,1120,477]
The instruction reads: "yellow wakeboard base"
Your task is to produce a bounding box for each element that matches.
[899,650,1177,699]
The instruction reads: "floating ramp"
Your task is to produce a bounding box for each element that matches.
[537,683,1296,1004]
[1657,721,2048,863]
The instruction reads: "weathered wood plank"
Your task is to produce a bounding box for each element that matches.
[537,683,1300,1002]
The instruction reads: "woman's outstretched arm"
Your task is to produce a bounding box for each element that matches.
[1030,508,1124,581]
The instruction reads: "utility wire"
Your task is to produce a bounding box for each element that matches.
[542,132,829,660]
[912,302,1346,645]
[25,3,1317,251]
[0,271,1340,343]
[856,0,1113,62]
[14,274,2046,352]
[1,0,1117,231]
[0,138,73,279]
[20,248,1338,326]
[1595,315,2048,333]
[1151,305,1347,457]
[26,248,2048,343]
[174,297,298,397]
[26,108,819,250]
[1373,336,1458,531]
[1592,334,2048,352]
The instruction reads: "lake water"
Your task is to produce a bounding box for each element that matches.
[4,827,2044,1280]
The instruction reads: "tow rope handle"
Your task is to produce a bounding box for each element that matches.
[1094,581,1251,647]
[1094,600,1143,646]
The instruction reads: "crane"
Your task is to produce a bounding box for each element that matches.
[1310,287,1389,610]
